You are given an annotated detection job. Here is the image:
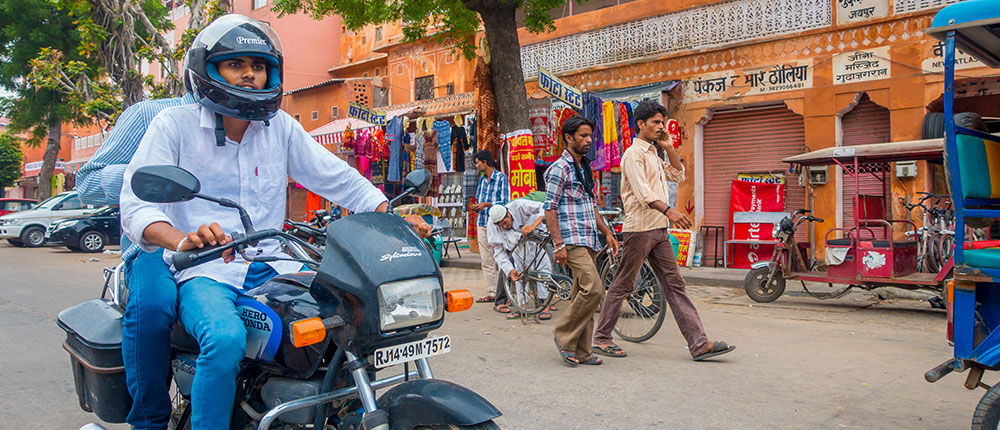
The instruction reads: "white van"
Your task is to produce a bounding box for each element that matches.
[0,191,98,247]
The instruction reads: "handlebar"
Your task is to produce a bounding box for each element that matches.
[172,229,318,271]
[794,209,812,215]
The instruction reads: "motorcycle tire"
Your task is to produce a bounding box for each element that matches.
[973,383,1000,430]
[417,421,501,430]
[744,266,786,303]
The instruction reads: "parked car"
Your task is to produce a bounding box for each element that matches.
[45,205,120,253]
[0,198,37,217]
[0,191,98,247]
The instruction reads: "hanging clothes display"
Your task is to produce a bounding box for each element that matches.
[422,128,439,197]
[473,58,499,157]
[414,128,425,169]
[452,123,469,172]
[467,114,478,151]
[371,128,386,185]
[387,116,403,182]
[355,129,372,179]
[433,120,452,172]
[582,93,606,171]
[342,127,355,152]
[602,100,621,169]
[528,97,557,161]
[618,102,633,152]
[403,132,413,177]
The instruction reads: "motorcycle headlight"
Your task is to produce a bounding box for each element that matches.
[377,277,444,332]
[772,224,781,238]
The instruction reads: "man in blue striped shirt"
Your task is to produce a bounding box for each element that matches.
[77,93,195,429]
[472,150,509,303]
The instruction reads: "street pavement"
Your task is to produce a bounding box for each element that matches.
[0,242,981,429]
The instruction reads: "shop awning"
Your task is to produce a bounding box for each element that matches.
[926,0,1000,68]
[309,106,419,145]
[781,138,945,166]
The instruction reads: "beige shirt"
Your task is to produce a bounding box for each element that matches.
[620,138,686,233]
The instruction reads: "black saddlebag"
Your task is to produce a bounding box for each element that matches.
[56,299,132,423]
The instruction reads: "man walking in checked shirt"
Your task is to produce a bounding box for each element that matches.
[472,150,509,303]
[545,116,619,366]
[592,100,734,361]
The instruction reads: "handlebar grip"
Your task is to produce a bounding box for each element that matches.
[812,217,825,223]
[172,243,228,271]
[794,209,812,215]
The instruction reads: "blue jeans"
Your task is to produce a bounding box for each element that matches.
[122,249,177,430]
[178,263,278,430]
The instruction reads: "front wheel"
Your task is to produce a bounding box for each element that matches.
[20,225,45,247]
[744,266,786,303]
[78,231,107,253]
[972,383,1000,430]
[417,421,501,430]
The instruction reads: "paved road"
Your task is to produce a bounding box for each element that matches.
[0,243,981,429]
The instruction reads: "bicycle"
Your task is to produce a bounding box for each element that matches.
[500,230,573,323]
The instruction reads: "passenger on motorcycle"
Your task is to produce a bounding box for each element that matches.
[487,200,553,320]
[118,15,389,430]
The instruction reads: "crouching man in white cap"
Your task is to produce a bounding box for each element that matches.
[487,199,555,320]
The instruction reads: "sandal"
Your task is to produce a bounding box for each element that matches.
[693,341,735,361]
[554,338,579,366]
[476,295,496,303]
[505,312,522,320]
[493,304,510,313]
[592,344,628,357]
[549,305,558,311]
[539,312,552,321]
[578,356,603,365]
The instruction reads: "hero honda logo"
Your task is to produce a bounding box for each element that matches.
[381,246,423,262]
[236,36,268,46]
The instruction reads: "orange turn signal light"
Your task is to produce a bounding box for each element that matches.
[446,289,473,313]
[290,317,327,348]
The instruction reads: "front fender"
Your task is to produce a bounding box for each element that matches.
[377,379,501,430]
[750,261,773,270]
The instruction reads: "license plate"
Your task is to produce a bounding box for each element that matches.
[373,335,451,369]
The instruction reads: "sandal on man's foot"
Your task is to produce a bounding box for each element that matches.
[476,295,496,303]
[539,312,552,320]
[549,305,558,311]
[592,344,628,357]
[554,338,579,366]
[693,341,735,361]
[493,304,510,313]
[505,312,522,320]
[578,356,602,365]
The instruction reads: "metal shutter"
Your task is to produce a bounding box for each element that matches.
[703,105,807,263]
[841,94,891,237]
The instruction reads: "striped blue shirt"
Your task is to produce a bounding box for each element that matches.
[76,94,197,260]
[475,168,510,227]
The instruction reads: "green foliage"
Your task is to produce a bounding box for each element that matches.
[0,134,24,189]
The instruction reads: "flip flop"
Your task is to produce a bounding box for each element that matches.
[493,304,510,313]
[505,312,522,320]
[592,344,628,357]
[476,295,496,303]
[578,356,603,365]
[554,338,579,366]
[549,305,558,311]
[539,312,552,321]
[693,341,736,361]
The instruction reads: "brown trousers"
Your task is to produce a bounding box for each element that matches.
[594,228,709,356]
[553,245,603,361]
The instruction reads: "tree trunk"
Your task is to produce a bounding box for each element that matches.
[37,118,61,200]
[469,1,531,134]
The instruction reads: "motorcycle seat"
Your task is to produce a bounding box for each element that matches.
[170,322,200,353]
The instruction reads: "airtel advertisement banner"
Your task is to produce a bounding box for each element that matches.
[729,178,785,268]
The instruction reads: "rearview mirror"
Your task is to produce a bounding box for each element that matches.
[403,169,432,198]
[131,165,201,203]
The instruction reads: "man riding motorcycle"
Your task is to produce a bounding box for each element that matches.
[118,15,391,430]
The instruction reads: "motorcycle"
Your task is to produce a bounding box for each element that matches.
[284,209,332,246]
[58,167,501,430]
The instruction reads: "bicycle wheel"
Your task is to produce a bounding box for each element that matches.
[503,234,557,316]
[599,256,666,343]
[938,233,955,267]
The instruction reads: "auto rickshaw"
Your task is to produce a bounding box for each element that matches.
[921,1,1000,428]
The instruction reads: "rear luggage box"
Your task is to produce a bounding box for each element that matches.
[57,299,132,423]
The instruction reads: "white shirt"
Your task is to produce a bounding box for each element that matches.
[120,105,388,286]
[487,199,546,277]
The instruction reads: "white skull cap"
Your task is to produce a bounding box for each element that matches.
[488,205,508,224]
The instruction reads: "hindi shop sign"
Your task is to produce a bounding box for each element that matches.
[921,40,985,73]
[686,60,812,102]
[836,0,888,24]
[348,102,387,126]
[538,67,583,112]
[24,160,66,172]
[504,129,538,199]
[833,47,891,85]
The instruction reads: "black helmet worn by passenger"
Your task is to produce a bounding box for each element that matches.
[184,15,283,144]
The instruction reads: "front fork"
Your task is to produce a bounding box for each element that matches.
[345,352,436,430]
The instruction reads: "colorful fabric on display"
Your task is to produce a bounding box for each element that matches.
[355,129,371,158]
[602,101,621,169]
[452,125,469,172]
[463,155,477,204]
[402,132,413,177]
[528,97,556,160]
[387,117,403,182]
[374,128,387,161]
[625,102,637,135]
[474,58,500,157]
[434,120,452,171]
[372,159,384,185]
[358,156,371,180]
[582,94,606,171]
[423,130,439,196]
[342,128,355,151]
[619,102,633,152]
[414,130,424,168]
[305,191,322,215]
